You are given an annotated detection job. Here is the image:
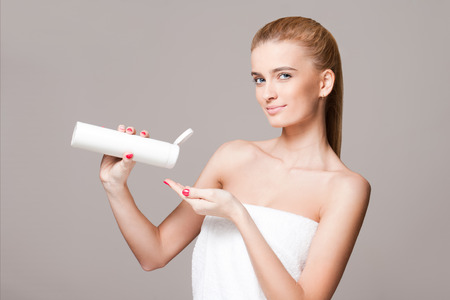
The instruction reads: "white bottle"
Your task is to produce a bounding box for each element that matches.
[71,122,193,169]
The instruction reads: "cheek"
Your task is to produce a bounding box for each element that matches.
[255,88,264,104]
[284,80,318,106]
[281,83,320,120]
[293,79,316,96]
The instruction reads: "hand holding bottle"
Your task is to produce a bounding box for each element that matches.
[99,125,149,190]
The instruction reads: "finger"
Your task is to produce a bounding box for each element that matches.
[163,178,189,198]
[139,130,150,138]
[163,180,215,215]
[119,152,135,169]
[118,124,126,132]
[122,152,134,162]
[126,126,136,135]
[181,186,213,201]
[163,178,183,190]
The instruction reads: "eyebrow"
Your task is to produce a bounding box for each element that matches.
[251,66,298,76]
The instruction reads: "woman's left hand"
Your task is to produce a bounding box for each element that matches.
[164,179,245,221]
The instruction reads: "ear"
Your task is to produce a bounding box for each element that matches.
[319,69,335,98]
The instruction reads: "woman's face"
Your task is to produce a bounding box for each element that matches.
[251,40,324,128]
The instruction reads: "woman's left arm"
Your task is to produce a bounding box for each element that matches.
[166,174,370,300]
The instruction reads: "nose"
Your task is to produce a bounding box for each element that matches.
[263,81,277,102]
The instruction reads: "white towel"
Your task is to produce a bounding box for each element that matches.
[192,203,318,300]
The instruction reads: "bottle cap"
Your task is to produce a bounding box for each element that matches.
[173,128,194,146]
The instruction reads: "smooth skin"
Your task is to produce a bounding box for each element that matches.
[100,41,370,300]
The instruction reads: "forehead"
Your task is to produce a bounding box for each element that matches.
[251,40,314,71]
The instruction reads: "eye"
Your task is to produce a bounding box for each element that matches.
[279,73,291,79]
[253,77,265,85]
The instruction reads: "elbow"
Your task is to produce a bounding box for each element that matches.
[141,262,164,272]
[140,259,167,272]
[141,265,159,272]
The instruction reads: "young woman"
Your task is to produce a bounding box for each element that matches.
[99,16,371,300]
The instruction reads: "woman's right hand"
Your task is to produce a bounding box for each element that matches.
[99,125,150,190]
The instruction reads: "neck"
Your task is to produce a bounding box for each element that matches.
[272,113,335,170]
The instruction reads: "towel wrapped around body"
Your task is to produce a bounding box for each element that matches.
[192,203,319,300]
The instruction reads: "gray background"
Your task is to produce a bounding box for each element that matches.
[2,0,449,299]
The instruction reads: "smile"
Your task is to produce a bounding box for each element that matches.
[266,105,287,115]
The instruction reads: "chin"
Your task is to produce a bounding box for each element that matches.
[267,118,290,128]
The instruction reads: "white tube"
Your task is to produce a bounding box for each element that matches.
[71,122,193,169]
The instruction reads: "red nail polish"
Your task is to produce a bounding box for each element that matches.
[164,180,170,186]
[127,128,133,132]
[126,154,133,159]
[140,131,146,135]
[182,189,190,197]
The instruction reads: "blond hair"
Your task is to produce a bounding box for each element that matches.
[251,17,343,157]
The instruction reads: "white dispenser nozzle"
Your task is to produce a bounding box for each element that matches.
[71,122,193,169]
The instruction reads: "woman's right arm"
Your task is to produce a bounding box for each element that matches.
[99,125,224,271]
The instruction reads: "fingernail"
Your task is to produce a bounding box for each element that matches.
[126,154,133,159]
[182,189,190,197]
[164,180,170,186]
[140,130,147,136]
[119,125,125,130]
[126,127,133,132]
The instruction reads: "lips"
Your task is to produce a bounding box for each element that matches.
[266,105,287,115]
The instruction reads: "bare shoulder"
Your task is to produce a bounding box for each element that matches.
[214,139,259,164]
[333,170,371,198]
[205,139,257,185]
[324,169,371,216]
[218,139,257,151]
